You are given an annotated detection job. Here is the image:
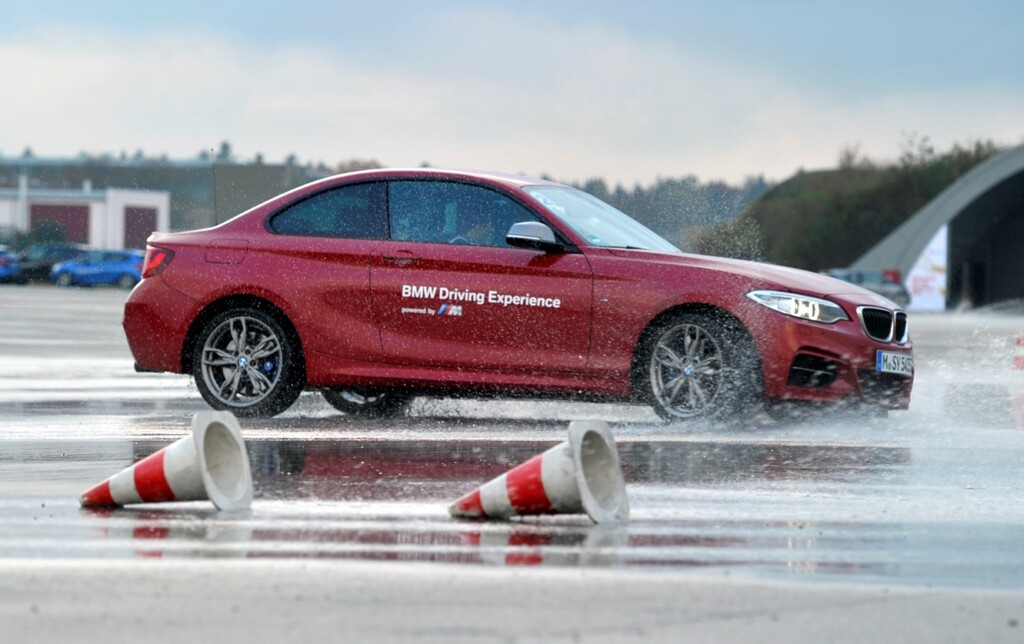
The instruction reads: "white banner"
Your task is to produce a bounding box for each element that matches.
[906,225,948,311]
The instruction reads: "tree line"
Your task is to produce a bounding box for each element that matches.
[573,175,771,250]
[691,137,1004,269]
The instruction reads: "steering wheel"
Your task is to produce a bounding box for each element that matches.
[449,235,470,245]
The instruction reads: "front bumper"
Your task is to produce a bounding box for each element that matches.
[754,308,913,410]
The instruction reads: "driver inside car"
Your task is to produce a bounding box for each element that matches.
[450,208,496,246]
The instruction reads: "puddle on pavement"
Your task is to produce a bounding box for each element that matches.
[7,436,1020,587]
[72,438,1018,586]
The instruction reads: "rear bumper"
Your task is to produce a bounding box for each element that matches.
[123,278,199,374]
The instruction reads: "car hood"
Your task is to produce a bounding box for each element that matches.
[604,249,882,301]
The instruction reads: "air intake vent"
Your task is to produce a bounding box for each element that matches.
[788,354,838,388]
[859,307,894,342]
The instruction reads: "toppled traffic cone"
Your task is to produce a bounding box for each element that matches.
[449,420,629,524]
[80,411,253,511]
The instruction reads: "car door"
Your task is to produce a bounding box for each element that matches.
[97,252,124,284]
[76,252,104,285]
[370,180,593,373]
[260,181,388,364]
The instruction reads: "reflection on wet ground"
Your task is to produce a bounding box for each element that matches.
[236,439,912,500]
[4,433,1022,589]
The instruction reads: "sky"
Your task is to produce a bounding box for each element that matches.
[2,1,1022,186]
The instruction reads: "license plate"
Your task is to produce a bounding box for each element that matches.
[876,350,913,376]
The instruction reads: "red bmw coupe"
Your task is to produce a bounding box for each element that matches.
[124,169,913,419]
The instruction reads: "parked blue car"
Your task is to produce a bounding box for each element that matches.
[0,245,22,283]
[51,249,144,289]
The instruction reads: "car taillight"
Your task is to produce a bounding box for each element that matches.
[142,247,174,279]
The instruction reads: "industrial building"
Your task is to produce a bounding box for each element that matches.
[0,180,169,250]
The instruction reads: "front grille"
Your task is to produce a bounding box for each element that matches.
[788,354,839,388]
[859,307,894,342]
[893,312,908,344]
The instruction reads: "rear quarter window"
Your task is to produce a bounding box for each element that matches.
[269,182,387,240]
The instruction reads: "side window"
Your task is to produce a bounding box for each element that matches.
[388,181,539,248]
[269,182,386,240]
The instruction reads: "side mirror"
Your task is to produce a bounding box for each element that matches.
[506,221,564,253]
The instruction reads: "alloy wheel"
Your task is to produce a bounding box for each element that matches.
[200,315,283,408]
[649,323,724,419]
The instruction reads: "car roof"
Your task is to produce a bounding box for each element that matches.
[30,243,88,251]
[215,168,576,229]
[319,167,569,190]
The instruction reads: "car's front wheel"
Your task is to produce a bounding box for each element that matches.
[192,308,305,418]
[321,388,412,418]
[637,312,761,421]
[55,272,74,287]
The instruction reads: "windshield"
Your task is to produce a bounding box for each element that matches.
[524,186,680,253]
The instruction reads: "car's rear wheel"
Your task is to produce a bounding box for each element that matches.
[321,388,412,418]
[637,312,761,421]
[55,272,74,287]
[192,308,305,418]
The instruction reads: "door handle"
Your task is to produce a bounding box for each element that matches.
[381,252,417,266]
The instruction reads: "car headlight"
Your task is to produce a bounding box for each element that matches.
[746,290,849,324]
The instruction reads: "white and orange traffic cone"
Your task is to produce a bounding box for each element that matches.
[449,420,629,524]
[80,411,253,511]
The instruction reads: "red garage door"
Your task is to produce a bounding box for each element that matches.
[125,207,157,249]
[30,204,90,243]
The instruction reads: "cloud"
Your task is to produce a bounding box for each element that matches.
[2,17,1022,185]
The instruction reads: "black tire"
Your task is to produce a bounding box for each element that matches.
[321,388,412,418]
[192,307,305,418]
[55,272,74,287]
[636,311,762,421]
[117,273,137,290]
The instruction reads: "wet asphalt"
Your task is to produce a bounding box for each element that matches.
[1,285,1023,642]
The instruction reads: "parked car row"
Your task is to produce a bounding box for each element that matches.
[0,245,21,283]
[0,243,144,289]
[18,243,90,282]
